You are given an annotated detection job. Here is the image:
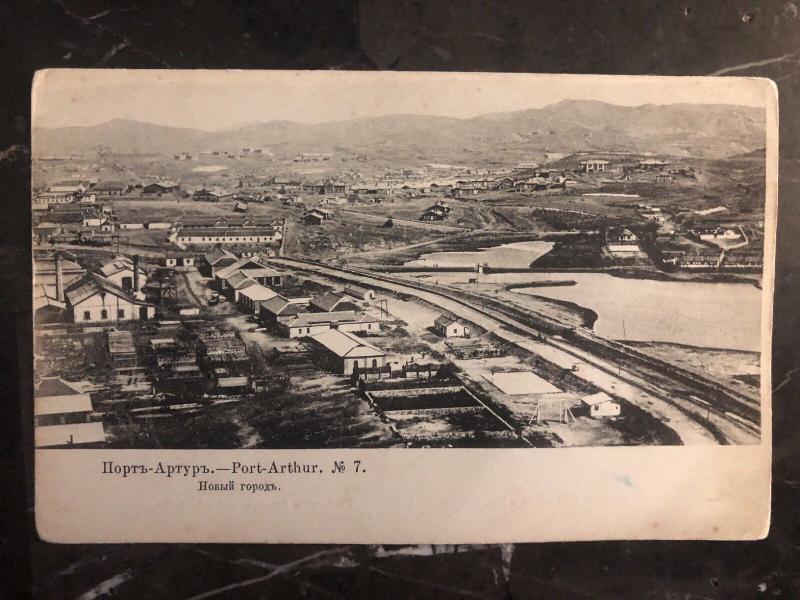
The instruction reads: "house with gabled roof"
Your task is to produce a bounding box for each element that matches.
[434,315,471,338]
[214,257,284,287]
[203,246,238,275]
[259,295,303,324]
[308,329,387,374]
[34,377,93,426]
[308,292,358,313]
[99,255,148,291]
[64,273,155,323]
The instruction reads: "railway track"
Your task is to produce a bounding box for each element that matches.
[271,257,761,442]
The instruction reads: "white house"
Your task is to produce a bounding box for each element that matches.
[309,329,387,374]
[278,312,378,339]
[434,315,470,338]
[64,274,156,323]
[581,392,621,418]
[579,159,610,173]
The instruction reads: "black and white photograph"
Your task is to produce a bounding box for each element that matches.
[32,70,773,452]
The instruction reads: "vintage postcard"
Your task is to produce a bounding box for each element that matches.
[32,70,775,543]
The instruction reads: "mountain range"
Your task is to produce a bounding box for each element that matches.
[33,100,766,162]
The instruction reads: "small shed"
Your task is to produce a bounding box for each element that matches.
[434,315,470,338]
[344,285,376,301]
[581,392,621,418]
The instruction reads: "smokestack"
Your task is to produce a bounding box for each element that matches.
[133,255,140,292]
[55,251,64,303]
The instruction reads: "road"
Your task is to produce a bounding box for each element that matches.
[268,257,758,445]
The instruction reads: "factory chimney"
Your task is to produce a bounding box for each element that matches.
[55,251,65,303]
[133,255,140,292]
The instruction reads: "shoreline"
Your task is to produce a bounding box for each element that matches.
[621,339,761,356]
[513,292,599,329]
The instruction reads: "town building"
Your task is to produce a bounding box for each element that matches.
[99,255,148,291]
[34,377,93,426]
[175,226,282,245]
[606,228,641,254]
[450,185,479,197]
[695,227,741,242]
[34,251,86,290]
[301,212,323,225]
[64,273,156,323]
[221,271,257,301]
[579,159,610,173]
[142,180,179,195]
[162,254,196,267]
[192,187,232,202]
[514,177,548,192]
[434,315,471,338]
[638,159,671,172]
[203,247,239,275]
[308,329,387,374]
[49,181,87,195]
[259,295,304,324]
[91,181,128,196]
[323,180,348,194]
[214,257,284,287]
[492,177,516,190]
[278,311,369,339]
[581,392,621,418]
[308,292,359,313]
[237,284,280,314]
[33,191,78,209]
[343,285,376,301]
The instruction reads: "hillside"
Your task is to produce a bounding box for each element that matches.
[33,100,766,161]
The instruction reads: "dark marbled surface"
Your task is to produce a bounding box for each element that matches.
[1,1,799,597]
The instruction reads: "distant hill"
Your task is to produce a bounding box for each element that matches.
[727,147,767,159]
[33,100,766,161]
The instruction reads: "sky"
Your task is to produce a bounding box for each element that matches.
[32,69,772,130]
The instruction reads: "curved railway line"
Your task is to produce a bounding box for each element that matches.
[270,257,761,444]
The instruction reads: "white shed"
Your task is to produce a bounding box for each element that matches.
[434,315,470,338]
[581,392,621,418]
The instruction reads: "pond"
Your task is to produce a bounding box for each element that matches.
[404,241,554,269]
[511,273,762,351]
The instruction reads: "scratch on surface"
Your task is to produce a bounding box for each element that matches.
[709,51,800,75]
[773,367,799,393]
[75,569,134,600]
[185,546,352,600]
[179,546,348,598]
[50,0,170,66]
[368,565,494,599]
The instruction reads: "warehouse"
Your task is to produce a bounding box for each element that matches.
[278,311,379,339]
[176,226,282,245]
[64,274,156,323]
[237,284,279,314]
[34,377,93,426]
[308,329,387,375]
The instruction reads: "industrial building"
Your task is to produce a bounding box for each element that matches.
[308,329,387,375]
